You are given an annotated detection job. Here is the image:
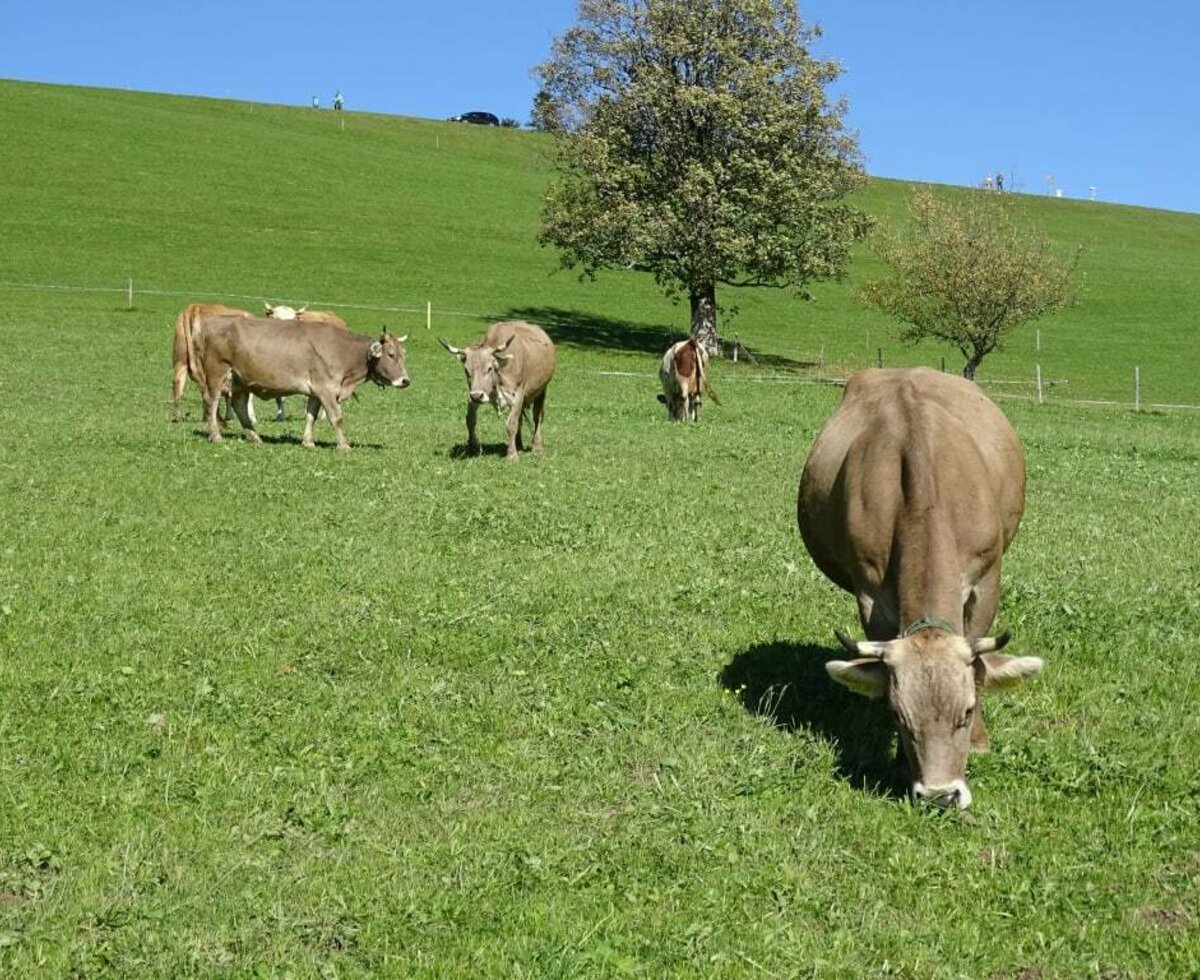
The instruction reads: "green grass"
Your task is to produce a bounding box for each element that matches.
[1,80,1198,977]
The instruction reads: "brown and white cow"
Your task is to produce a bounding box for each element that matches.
[657,337,717,421]
[191,315,409,450]
[439,320,556,460]
[797,368,1043,809]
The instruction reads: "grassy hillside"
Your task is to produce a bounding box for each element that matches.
[0,80,1198,976]
[2,78,1198,404]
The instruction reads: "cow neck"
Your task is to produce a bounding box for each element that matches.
[342,333,374,388]
[894,511,965,634]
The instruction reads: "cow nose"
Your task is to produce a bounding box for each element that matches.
[393,377,410,388]
[913,780,972,810]
[469,390,489,404]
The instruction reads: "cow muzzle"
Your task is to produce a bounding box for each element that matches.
[392,377,411,388]
[912,779,972,810]
[469,390,490,404]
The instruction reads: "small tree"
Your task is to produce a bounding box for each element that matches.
[859,188,1082,380]
[536,0,870,352]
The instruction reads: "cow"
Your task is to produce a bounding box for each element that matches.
[439,320,556,460]
[171,303,253,422]
[657,337,718,421]
[262,303,350,420]
[173,302,352,423]
[797,368,1043,809]
[190,315,409,450]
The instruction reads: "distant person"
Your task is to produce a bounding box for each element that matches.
[333,90,344,112]
[984,174,994,190]
[996,171,1005,192]
[312,95,320,109]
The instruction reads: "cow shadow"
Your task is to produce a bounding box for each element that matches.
[189,429,383,450]
[501,306,675,357]
[448,442,512,459]
[718,641,905,799]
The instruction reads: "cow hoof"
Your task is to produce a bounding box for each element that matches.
[505,451,520,462]
[301,440,316,449]
[245,433,262,445]
[209,433,224,444]
[336,444,352,453]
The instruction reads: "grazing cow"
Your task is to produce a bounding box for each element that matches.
[797,368,1043,809]
[191,316,409,450]
[439,320,555,460]
[657,337,717,421]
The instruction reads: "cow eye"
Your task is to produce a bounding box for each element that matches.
[956,705,976,730]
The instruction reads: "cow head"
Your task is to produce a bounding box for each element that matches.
[264,302,300,320]
[367,330,410,388]
[440,336,513,404]
[826,627,1043,809]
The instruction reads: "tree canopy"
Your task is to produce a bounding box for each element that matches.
[859,188,1083,379]
[536,0,871,351]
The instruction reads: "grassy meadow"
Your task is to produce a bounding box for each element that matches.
[1,80,1199,976]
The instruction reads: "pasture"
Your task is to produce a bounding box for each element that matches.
[1,80,1199,976]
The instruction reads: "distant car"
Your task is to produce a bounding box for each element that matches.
[450,111,500,126]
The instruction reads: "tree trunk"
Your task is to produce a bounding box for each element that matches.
[962,355,981,381]
[690,286,718,355]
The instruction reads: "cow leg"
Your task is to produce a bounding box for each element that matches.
[230,387,261,444]
[302,396,322,448]
[964,570,1000,753]
[205,379,225,443]
[246,395,258,428]
[530,391,547,452]
[466,401,481,456]
[275,396,286,422]
[322,393,351,451]
[504,393,526,460]
[690,393,702,422]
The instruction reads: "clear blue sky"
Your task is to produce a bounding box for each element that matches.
[4,1,1197,213]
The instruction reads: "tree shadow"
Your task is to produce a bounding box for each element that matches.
[718,640,905,799]
[501,306,676,357]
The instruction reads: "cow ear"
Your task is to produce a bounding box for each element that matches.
[494,351,513,363]
[975,653,1044,690]
[826,659,888,699]
[369,340,383,358]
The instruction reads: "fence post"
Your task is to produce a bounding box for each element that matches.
[1036,328,1041,353]
[126,277,134,310]
[818,345,824,380]
[876,348,883,368]
[732,333,739,363]
[1134,367,1141,412]
[1036,364,1043,405]
[426,300,431,331]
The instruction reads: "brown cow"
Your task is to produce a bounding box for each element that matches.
[171,301,331,422]
[439,320,556,460]
[263,303,350,420]
[191,315,409,450]
[657,337,718,421]
[171,303,252,422]
[797,368,1043,809]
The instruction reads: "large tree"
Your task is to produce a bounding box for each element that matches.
[859,188,1082,380]
[536,0,871,352]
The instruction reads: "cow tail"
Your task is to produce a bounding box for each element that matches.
[697,341,721,406]
[182,304,208,392]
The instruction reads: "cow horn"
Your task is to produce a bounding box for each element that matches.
[263,301,274,313]
[834,629,888,658]
[298,304,308,314]
[438,337,462,355]
[971,630,1012,655]
[396,334,408,344]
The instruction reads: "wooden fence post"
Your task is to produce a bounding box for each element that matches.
[1036,364,1043,405]
[1134,367,1141,412]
